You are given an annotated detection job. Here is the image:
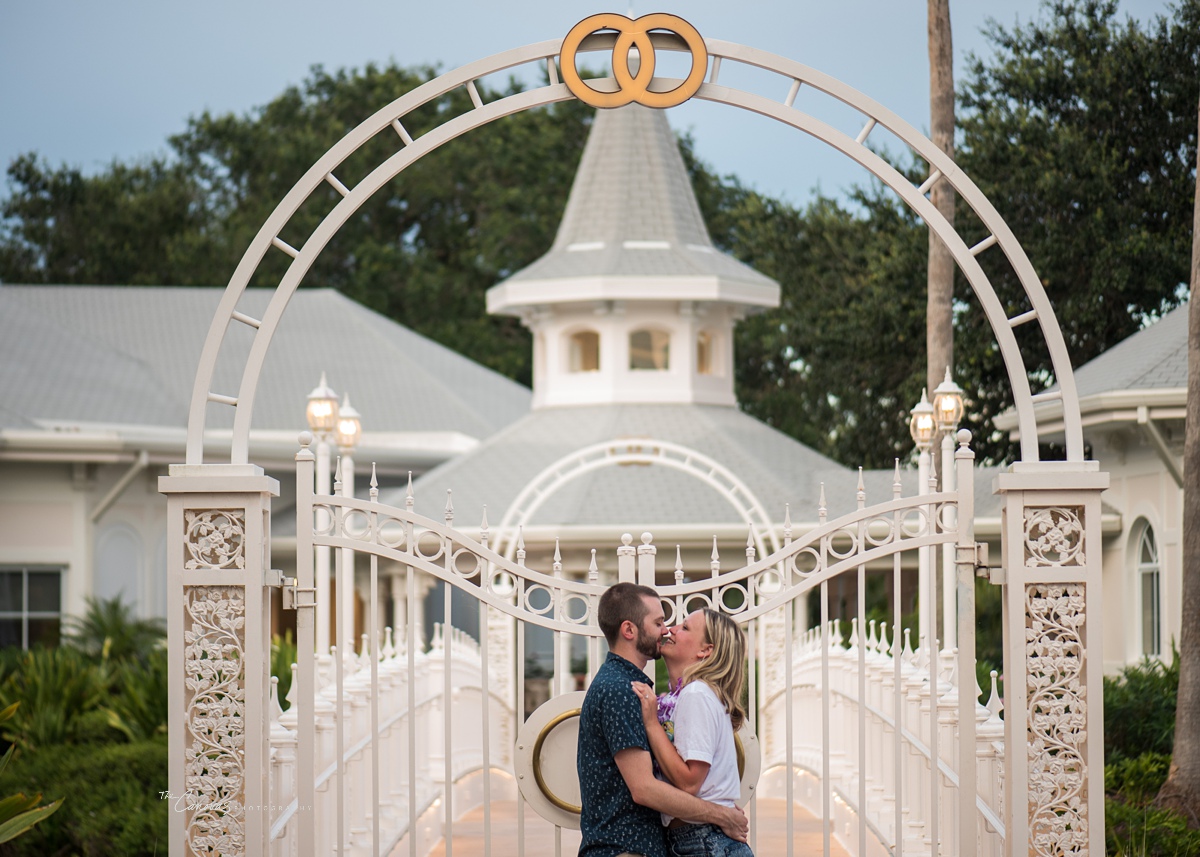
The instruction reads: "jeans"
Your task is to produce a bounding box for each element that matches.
[666,823,754,857]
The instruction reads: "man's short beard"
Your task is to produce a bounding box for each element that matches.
[636,628,662,661]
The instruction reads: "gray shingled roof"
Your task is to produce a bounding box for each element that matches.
[397,404,1005,529]
[0,286,530,437]
[498,105,776,288]
[1071,302,1188,398]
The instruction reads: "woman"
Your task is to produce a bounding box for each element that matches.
[632,607,752,857]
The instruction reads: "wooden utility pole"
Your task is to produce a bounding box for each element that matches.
[926,0,955,397]
[1158,92,1200,829]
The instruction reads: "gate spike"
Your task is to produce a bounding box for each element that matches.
[710,537,720,575]
[445,489,454,526]
[284,664,298,711]
[745,528,756,562]
[675,545,684,584]
[986,670,1003,720]
[480,505,489,549]
[553,539,563,576]
[878,621,890,655]
[589,549,598,582]
[784,503,793,542]
[867,619,878,651]
[848,617,859,651]
[902,627,914,662]
[818,483,827,524]
[857,467,865,509]
[405,471,414,511]
[334,456,343,492]
[359,633,371,669]
[831,620,843,648]
[516,525,526,567]
[893,459,902,498]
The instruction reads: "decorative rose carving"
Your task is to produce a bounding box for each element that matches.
[184,586,246,854]
[1026,583,1087,856]
[1024,507,1085,567]
[185,510,246,570]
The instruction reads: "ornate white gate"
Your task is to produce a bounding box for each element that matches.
[161,12,1109,857]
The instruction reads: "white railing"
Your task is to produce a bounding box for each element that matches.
[760,618,1005,857]
[269,623,515,857]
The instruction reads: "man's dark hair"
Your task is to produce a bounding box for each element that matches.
[597,582,658,646]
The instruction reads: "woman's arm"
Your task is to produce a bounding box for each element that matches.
[631,682,710,795]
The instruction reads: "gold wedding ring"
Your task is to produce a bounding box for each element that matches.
[560,13,708,109]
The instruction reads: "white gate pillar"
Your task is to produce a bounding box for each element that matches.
[160,464,280,857]
[995,463,1108,857]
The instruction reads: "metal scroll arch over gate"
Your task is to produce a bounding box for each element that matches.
[182,19,1086,468]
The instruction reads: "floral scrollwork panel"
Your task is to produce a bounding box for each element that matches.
[185,509,246,570]
[184,585,246,856]
[1025,583,1088,856]
[1024,506,1085,567]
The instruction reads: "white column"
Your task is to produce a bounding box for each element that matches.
[340,450,356,663]
[941,430,957,651]
[917,447,933,656]
[315,437,332,654]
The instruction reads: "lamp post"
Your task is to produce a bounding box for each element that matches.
[909,390,936,655]
[932,368,964,652]
[306,373,339,655]
[335,394,362,663]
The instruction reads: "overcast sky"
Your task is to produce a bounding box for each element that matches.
[0,0,1175,209]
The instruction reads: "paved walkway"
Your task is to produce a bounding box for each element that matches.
[418,798,849,857]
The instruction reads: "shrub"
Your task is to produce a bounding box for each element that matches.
[1104,652,1179,763]
[1106,752,1172,807]
[0,648,111,750]
[0,737,167,857]
[1105,796,1200,857]
[62,596,165,664]
[104,647,169,742]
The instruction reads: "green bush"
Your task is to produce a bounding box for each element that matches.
[104,647,169,742]
[0,737,166,857]
[62,596,165,664]
[0,647,111,750]
[1106,753,1172,807]
[1104,652,1179,763]
[1105,796,1200,857]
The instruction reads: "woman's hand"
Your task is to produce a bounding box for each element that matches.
[631,681,658,724]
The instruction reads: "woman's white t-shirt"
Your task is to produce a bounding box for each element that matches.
[663,680,740,823]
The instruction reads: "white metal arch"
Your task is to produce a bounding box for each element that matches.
[185,32,1084,467]
[491,438,783,562]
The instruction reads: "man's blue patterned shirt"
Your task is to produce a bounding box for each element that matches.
[577,652,666,857]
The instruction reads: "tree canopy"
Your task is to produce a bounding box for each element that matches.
[2,0,1196,467]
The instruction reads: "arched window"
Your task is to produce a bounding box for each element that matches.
[696,330,714,375]
[1137,523,1161,656]
[568,330,600,372]
[629,329,670,371]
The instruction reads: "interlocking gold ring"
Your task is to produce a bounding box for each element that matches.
[560,13,708,109]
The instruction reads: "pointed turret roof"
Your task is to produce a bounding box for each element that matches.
[487,105,779,313]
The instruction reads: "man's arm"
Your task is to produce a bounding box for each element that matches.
[614,748,748,842]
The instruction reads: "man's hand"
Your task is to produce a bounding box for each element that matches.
[712,803,748,842]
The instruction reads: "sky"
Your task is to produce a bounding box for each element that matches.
[0,0,1176,210]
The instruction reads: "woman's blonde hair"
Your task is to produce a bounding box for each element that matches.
[681,608,748,730]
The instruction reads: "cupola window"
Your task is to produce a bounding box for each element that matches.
[696,330,715,375]
[629,329,671,371]
[568,330,600,372]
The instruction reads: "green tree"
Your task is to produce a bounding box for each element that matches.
[955,0,1199,461]
[1,63,595,385]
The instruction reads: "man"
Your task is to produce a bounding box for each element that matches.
[577,582,749,857]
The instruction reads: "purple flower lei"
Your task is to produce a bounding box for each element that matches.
[656,677,684,726]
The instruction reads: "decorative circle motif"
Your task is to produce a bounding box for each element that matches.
[560,13,708,109]
[532,708,583,814]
